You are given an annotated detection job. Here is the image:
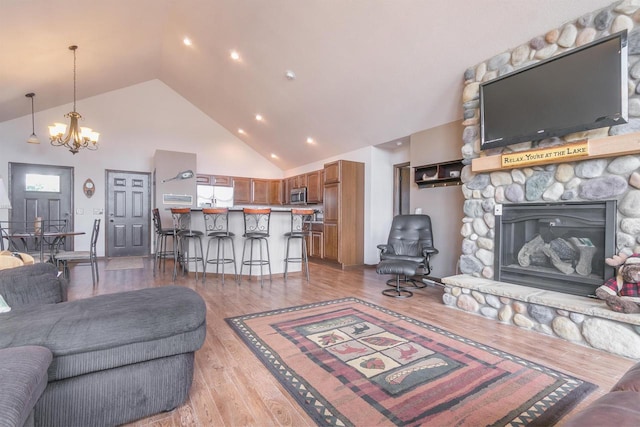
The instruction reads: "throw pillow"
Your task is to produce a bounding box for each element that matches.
[0,294,10,313]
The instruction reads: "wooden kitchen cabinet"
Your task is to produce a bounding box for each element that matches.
[322,160,364,268]
[211,175,232,186]
[252,179,270,204]
[306,170,323,203]
[324,161,341,184]
[268,179,284,205]
[323,223,339,261]
[323,183,339,222]
[310,231,324,258]
[196,174,210,184]
[233,177,252,204]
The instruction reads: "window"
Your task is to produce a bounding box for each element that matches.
[25,174,60,192]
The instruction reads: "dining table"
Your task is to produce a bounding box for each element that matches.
[2,230,85,263]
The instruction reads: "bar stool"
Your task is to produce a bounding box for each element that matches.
[202,208,237,284]
[171,208,205,281]
[240,208,272,285]
[152,208,176,275]
[284,209,314,281]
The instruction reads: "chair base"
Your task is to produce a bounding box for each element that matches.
[240,237,272,285]
[173,235,204,281]
[153,232,175,276]
[385,276,426,289]
[382,286,413,298]
[284,235,309,282]
[204,236,238,284]
[382,274,415,298]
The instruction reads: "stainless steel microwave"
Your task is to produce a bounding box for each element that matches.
[290,187,307,205]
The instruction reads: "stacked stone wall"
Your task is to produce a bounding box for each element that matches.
[448,0,640,358]
[460,0,640,279]
[443,283,640,359]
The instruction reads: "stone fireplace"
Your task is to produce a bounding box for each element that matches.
[440,1,640,359]
[495,200,616,297]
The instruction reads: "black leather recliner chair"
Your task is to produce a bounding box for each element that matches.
[376,214,439,298]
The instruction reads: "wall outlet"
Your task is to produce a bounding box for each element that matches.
[494,204,503,215]
[76,208,84,215]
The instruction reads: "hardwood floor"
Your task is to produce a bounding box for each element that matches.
[65,258,636,426]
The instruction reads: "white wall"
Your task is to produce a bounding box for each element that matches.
[410,120,465,278]
[0,80,283,256]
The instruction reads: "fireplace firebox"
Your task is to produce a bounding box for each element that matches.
[494,200,616,296]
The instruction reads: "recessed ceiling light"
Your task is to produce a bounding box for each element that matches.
[183,37,193,46]
[255,114,263,121]
[306,137,314,144]
[230,50,240,61]
[396,141,403,146]
[271,153,278,159]
[238,128,246,135]
[285,70,296,80]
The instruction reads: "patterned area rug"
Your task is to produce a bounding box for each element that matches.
[227,298,596,426]
[105,257,144,271]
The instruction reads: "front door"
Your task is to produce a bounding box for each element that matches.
[9,163,74,251]
[105,170,151,257]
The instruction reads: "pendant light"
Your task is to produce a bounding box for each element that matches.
[25,92,39,144]
[49,45,100,154]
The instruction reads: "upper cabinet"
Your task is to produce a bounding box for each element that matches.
[414,159,464,188]
[252,179,270,204]
[198,170,322,206]
[196,174,232,186]
[232,177,283,205]
[268,180,283,205]
[211,175,232,187]
[306,170,323,203]
[324,161,341,184]
[196,174,210,184]
[232,177,252,204]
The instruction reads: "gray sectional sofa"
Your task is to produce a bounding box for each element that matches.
[0,263,206,427]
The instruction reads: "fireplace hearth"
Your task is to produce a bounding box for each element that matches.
[494,201,616,297]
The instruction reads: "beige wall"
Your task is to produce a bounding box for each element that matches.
[410,120,464,278]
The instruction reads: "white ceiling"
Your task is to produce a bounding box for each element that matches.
[0,0,614,169]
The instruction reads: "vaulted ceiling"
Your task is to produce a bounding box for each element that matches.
[0,0,613,169]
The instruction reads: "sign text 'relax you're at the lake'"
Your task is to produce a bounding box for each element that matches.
[500,142,589,168]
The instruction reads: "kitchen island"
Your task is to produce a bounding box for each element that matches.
[170,207,319,278]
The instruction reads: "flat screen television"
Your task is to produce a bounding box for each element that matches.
[480,30,628,151]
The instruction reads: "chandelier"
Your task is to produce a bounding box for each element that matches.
[49,45,100,154]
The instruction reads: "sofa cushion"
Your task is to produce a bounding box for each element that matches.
[0,263,67,307]
[613,362,640,392]
[0,285,206,381]
[563,390,640,426]
[0,345,52,427]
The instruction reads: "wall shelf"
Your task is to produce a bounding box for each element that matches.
[414,159,463,188]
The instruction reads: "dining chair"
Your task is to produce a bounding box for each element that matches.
[240,208,272,285]
[0,220,43,262]
[55,218,100,286]
[152,208,176,275]
[171,208,205,281]
[283,209,314,282]
[40,219,68,262]
[202,207,237,284]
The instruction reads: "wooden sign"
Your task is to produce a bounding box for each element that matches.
[500,141,589,168]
